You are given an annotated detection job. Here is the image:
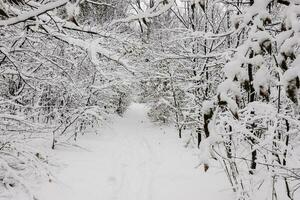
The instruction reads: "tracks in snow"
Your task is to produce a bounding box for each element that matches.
[35,103,233,200]
[108,108,159,200]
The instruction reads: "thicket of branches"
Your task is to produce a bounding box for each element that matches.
[0,0,299,199]
[0,0,135,198]
[130,0,300,199]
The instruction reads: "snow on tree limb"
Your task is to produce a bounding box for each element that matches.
[110,0,175,25]
[85,0,115,7]
[0,0,69,27]
[56,35,136,75]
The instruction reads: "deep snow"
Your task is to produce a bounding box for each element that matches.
[34,103,232,200]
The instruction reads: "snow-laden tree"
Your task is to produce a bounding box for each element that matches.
[117,0,231,141]
[0,0,138,198]
[197,0,300,199]
[0,0,299,199]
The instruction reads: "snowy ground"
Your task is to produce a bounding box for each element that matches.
[34,103,233,200]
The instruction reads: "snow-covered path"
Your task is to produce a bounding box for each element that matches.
[35,103,233,200]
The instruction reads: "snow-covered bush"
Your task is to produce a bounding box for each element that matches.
[147,98,172,124]
[0,0,299,199]
[0,0,136,198]
[198,0,300,199]
[112,83,132,116]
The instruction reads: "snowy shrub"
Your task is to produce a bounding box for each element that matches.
[0,0,299,199]
[112,84,132,116]
[0,0,136,198]
[197,1,300,199]
[147,98,172,124]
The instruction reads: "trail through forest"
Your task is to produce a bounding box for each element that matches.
[34,103,232,200]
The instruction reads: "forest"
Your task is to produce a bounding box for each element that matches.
[0,0,299,199]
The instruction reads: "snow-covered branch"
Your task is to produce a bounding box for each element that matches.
[0,0,68,26]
